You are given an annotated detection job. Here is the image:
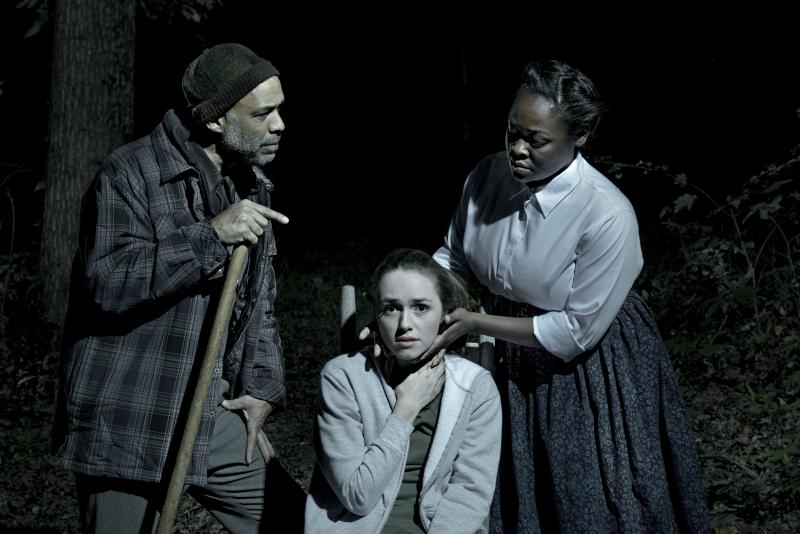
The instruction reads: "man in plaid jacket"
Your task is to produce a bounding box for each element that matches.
[54,43,301,532]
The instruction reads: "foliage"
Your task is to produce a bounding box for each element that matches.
[0,255,59,424]
[15,0,223,38]
[603,147,800,532]
[140,0,223,24]
[0,251,69,529]
[14,0,49,38]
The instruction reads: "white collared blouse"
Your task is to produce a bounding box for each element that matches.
[434,152,643,361]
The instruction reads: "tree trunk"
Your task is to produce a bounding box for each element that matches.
[40,0,136,326]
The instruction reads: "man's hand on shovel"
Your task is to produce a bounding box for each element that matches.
[222,395,275,464]
[211,200,289,247]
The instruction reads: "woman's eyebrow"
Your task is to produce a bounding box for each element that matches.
[509,121,551,137]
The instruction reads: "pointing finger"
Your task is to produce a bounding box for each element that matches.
[252,204,289,224]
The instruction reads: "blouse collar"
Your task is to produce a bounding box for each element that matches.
[529,152,584,218]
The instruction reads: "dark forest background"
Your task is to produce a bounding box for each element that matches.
[1,2,798,532]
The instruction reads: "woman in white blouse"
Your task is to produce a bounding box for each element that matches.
[429,60,710,533]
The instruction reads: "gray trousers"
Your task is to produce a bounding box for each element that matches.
[75,404,304,533]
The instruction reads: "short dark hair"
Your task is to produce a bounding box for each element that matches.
[518,59,606,140]
[369,249,470,315]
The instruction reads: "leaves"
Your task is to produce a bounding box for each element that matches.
[140,0,223,23]
[674,193,697,213]
[629,144,800,529]
[15,0,49,38]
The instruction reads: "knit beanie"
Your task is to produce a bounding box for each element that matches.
[182,43,279,123]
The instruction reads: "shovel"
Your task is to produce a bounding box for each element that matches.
[156,245,248,533]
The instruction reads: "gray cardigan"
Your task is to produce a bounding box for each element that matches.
[304,351,501,533]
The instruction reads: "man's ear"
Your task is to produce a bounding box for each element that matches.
[575,133,588,148]
[205,116,225,134]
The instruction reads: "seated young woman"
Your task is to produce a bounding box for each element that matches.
[304,248,501,533]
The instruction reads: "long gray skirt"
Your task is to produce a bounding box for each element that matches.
[488,292,710,533]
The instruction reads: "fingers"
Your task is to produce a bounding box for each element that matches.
[250,211,270,232]
[420,334,445,361]
[434,366,445,388]
[242,207,269,246]
[250,202,289,224]
[220,395,274,465]
[245,428,258,465]
[431,349,446,367]
[417,346,434,362]
[427,359,446,398]
[244,411,264,465]
[212,201,288,246]
[444,308,467,325]
[257,431,274,464]
[242,232,259,247]
[358,326,371,340]
[221,398,242,411]
[265,432,276,457]
[359,321,378,340]
[359,324,382,357]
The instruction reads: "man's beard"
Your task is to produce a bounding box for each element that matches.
[219,115,275,168]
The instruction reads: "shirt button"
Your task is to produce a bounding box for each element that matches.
[210,409,215,416]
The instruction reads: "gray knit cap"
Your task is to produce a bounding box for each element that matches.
[182,43,279,123]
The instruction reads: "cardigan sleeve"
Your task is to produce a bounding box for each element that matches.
[314,367,413,516]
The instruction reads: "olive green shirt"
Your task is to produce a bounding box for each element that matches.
[381,392,442,533]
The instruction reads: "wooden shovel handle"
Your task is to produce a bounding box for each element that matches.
[339,284,357,353]
[156,245,248,533]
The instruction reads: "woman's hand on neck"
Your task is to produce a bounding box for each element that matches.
[390,350,446,423]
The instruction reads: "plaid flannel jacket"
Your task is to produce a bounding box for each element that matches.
[56,110,285,485]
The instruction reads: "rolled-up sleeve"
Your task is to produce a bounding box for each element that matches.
[533,209,643,360]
